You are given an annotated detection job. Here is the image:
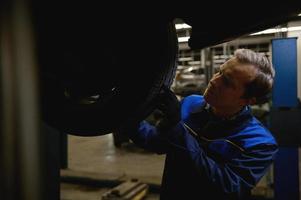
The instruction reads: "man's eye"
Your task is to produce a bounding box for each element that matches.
[222,76,230,86]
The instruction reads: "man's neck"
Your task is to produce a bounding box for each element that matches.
[211,105,245,119]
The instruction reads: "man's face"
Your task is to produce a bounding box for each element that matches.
[204,57,257,109]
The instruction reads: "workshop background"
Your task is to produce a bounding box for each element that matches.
[1,3,301,200]
[60,17,301,200]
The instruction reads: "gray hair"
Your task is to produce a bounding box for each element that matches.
[235,48,275,104]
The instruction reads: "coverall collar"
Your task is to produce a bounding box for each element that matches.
[205,103,250,122]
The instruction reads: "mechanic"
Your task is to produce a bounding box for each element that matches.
[119,48,278,199]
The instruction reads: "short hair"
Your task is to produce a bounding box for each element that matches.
[235,48,275,104]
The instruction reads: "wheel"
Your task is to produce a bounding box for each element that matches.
[33,4,178,136]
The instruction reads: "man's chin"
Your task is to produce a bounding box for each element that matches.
[204,92,214,106]
[204,92,210,102]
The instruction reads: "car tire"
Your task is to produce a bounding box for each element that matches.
[36,11,178,136]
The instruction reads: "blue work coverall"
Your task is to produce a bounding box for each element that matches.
[126,95,278,200]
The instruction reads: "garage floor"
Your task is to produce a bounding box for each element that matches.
[61,134,165,200]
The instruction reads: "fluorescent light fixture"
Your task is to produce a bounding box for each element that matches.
[299,13,301,16]
[178,36,190,43]
[250,26,301,35]
[175,23,191,30]
[178,57,193,61]
[188,61,201,65]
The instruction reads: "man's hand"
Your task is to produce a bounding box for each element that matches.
[156,87,181,132]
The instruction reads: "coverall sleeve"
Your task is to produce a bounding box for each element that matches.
[125,120,171,154]
[164,123,278,194]
[124,97,188,154]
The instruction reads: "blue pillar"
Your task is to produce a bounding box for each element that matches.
[272,37,299,200]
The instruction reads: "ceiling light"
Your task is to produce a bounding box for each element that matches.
[250,26,301,35]
[175,23,191,30]
[178,36,190,43]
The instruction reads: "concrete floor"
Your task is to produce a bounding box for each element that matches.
[61,183,159,200]
[61,133,165,199]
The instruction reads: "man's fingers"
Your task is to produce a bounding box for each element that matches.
[159,88,178,103]
[157,103,167,112]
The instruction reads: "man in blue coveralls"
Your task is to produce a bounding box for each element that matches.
[120,48,278,200]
